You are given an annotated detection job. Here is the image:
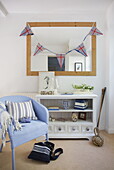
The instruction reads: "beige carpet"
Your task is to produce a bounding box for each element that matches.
[0,131,114,170]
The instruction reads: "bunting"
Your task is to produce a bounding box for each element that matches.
[88,26,103,36]
[20,24,103,61]
[56,54,65,68]
[75,43,87,57]
[20,25,34,36]
[83,26,103,41]
[33,43,45,56]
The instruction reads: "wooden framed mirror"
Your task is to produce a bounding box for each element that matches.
[26,22,96,76]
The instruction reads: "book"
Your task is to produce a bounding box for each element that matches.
[48,106,59,110]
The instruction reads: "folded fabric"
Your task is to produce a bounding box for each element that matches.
[74,99,88,110]
[19,117,31,123]
[0,110,12,146]
[0,110,21,147]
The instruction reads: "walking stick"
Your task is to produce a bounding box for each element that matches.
[92,87,106,147]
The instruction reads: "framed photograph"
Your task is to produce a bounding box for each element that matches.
[39,72,55,93]
[78,112,86,120]
[74,62,83,71]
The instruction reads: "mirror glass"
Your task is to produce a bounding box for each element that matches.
[26,22,96,76]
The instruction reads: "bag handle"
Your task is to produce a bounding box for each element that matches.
[51,148,63,161]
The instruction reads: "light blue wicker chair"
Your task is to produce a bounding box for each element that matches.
[0,95,49,170]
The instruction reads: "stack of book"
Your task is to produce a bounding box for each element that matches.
[74,99,88,110]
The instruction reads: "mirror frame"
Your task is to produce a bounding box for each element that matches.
[26,22,96,76]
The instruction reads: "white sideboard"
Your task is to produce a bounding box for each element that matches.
[36,94,97,140]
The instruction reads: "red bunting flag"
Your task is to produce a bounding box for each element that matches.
[56,54,65,68]
[88,26,103,36]
[75,43,87,57]
[33,43,45,56]
[20,25,34,36]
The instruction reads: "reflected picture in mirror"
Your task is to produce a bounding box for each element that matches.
[75,62,83,72]
[48,56,65,71]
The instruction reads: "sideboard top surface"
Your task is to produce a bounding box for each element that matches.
[36,94,97,99]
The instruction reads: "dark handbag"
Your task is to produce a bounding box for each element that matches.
[28,141,63,163]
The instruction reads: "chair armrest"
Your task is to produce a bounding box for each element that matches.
[32,100,49,124]
[7,124,14,137]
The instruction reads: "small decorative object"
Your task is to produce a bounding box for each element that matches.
[72,84,94,94]
[78,112,86,120]
[62,100,70,110]
[71,113,78,122]
[40,91,54,95]
[39,72,55,94]
[49,116,52,121]
[51,118,55,122]
[74,99,88,110]
[92,128,104,147]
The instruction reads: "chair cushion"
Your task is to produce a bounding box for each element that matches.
[6,100,37,121]
[11,120,48,148]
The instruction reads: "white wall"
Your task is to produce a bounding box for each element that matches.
[105,1,114,133]
[0,11,107,129]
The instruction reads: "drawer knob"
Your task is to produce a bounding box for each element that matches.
[58,127,62,131]
[72,128,75,131]
[86,127,90,131]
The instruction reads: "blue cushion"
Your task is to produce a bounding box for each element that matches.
[11,120,48,147]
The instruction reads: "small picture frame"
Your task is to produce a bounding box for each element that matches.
[39,72,55,94]
[78,112,86,120]
[74,62,82,71]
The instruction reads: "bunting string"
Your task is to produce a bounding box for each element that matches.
[20,23,103,68]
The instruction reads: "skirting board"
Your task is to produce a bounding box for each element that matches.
[106,128,114,134]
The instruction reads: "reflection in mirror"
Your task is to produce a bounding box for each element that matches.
[27,22,96,76]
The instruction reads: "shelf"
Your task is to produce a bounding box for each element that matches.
[48,109,93,112]
[49,119,93,124]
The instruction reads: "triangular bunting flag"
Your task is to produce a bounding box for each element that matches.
[33,43,45,56]
[56,54,65,68]
[88,26,103,36]
[75,43,88,57]
[20,25,34,36]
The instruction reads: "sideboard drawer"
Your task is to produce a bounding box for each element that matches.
[68,125,80,133]
[48,125,53,133]
[54,125,66,133]
[81,125,93,133]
